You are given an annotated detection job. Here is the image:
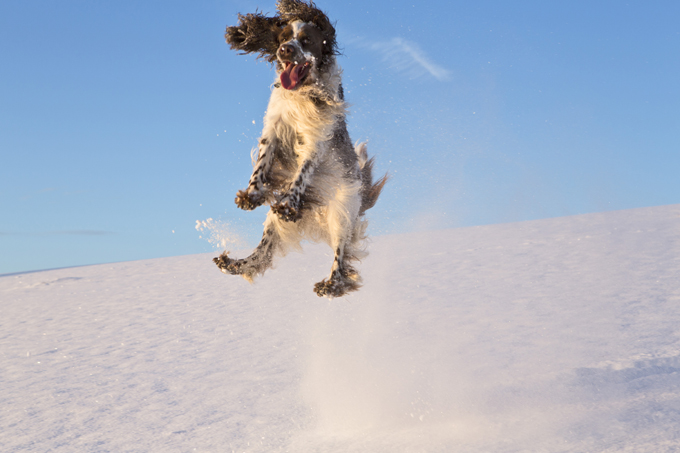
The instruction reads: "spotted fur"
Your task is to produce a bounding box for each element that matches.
[215,0,387,298]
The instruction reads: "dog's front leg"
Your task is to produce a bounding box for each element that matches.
[271,154,318,222]
[235,137,276,211]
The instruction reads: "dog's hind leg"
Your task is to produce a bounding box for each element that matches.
[313,239,363,298]
[214,216,280,282]
[213,209,303,282]
[313,181,364,298]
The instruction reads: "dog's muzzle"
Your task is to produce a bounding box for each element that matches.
[278,43,311,90]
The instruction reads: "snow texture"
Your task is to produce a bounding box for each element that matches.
[1,204,680,452]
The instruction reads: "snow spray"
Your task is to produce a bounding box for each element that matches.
[195,218,246,251]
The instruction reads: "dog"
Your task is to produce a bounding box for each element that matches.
[213,0,387,298]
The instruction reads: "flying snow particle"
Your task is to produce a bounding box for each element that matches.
[195,218,245,250]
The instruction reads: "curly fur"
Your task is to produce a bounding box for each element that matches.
[225,11,282,63]
[215,0,386,298]
[225,0,338,66]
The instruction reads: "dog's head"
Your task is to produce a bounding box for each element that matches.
[225,0,338,91]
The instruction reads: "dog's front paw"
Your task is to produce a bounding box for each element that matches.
[235,189,264,211]
[272,197,302,222]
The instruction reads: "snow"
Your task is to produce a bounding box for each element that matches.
[2,204,680,452]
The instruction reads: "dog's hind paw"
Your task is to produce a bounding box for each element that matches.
[313,274,361,298]
[235,189,264,211]
[213,252,243,275]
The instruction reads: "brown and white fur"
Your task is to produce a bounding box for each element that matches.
[214,0,387,298]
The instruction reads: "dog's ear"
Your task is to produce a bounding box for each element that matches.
[225,12,282,63]
[276,0,338,57]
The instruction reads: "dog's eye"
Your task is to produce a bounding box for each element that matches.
[300,38,309,45]
[279,31,292,43]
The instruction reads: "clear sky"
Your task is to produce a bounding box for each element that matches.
[1,0,679,275]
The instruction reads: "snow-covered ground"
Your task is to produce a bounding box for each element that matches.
[2,204,680,452]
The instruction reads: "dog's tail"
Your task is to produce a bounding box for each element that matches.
[355,141,388,216]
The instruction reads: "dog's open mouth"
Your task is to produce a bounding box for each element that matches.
[280,61,311,90]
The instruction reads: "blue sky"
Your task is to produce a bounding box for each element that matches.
[1,0,679,275]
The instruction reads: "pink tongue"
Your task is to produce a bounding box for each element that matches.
[280,63,304,90]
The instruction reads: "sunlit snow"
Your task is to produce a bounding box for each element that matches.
[2,204,679,452]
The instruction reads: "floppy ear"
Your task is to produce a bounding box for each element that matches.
[225,12,282,63]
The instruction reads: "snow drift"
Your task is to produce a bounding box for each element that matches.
[1,204,679,452]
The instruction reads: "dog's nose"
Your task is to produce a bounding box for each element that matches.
[279,43,294,57]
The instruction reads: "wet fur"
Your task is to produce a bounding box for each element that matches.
[215,0,387,298]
